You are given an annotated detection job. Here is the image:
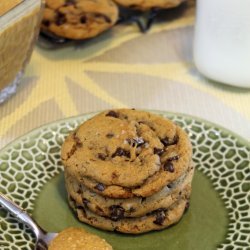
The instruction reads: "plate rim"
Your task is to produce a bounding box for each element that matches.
[0,109,249,249]
[1,110,249,155]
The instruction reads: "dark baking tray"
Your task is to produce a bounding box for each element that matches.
[37,3,189,49]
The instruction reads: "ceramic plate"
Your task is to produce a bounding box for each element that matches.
[0,111,249,250]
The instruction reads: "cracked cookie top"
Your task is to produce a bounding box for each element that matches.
[61,109,192,191]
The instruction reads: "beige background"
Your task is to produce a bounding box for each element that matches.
[0,1,249,149]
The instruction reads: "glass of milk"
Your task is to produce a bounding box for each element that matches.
[194,0,250,88]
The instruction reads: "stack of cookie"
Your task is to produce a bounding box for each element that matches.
[61,109,194,234]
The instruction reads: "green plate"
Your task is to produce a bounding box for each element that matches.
[0,111,249,250]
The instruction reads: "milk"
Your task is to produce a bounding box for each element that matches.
[194,0,250,88]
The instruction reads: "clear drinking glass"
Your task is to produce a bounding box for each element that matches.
[194,0,250,88]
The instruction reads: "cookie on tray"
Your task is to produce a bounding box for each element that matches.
[113,0,187,11]
[61,109,192,198]
[41,0,119,40]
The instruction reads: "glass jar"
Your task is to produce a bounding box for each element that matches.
[0,0,44,103]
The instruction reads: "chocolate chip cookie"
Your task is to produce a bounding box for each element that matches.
[62,109,194,234]
[41,0,119,40]
[113,0,187,11]
[62,109,192,198]
[69,194,189,234]
[65,165,193,218]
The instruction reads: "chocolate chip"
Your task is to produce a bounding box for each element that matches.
[65,0,76,5]
[127,138,145,147]
[141,197,146,203]
[98,153,106,160]
[163,161,175,172]
[112,147,130,158]
[161,135,179,147]
[172,135,179,145]
[56,12,66,26]
[42,20,50,27]
[73,132,83,147]
[67,144,77,159]
[129,4,139,8]
[129,207,136,213]
[153,209,166,225]
[167,155,180,161]
[76,206,87,217]
[76,141,83,148]
[82,198,89,205]
[76,205,83,210]
[104,16,112,23]
[154,148,164,156]
[185,201,190,212]
[161,137,170,147]
[173,135,179,144]
[171,136,179,145]
[126,139,135,147]
[109,205,125,221]
[134,137,145,147]
[80,16,87,23]
[106,133,114,138]
[69,196,75,203]
[112,172,118,179]
[95,183,105,192]
[64,0,75,6]
[151,7,161,12]
[106,110,119,118]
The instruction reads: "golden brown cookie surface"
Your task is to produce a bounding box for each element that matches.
[62,109,192,198]
[42,0,118,40]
